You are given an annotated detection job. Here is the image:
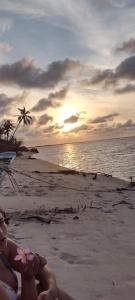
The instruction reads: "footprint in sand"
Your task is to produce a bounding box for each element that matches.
[59,252,98,265]
[59,252,78,264]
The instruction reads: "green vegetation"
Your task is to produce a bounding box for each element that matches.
[0,107,32,153]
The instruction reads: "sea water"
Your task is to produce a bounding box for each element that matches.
[34,136,135,181]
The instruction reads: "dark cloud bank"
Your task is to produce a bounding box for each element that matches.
[32,87,68,112]
[0,58,80,89]
[116,38,135,54]
[90,113,119,124]
[85,54,135,94]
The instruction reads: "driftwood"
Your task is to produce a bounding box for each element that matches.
[52,207,78,214]
[116,188,128,191]
[88,205,102,210]
[16,206,82,225]
[33,170,80,175]
[21,215,52,224]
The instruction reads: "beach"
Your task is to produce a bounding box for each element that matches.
[0,155,135,300]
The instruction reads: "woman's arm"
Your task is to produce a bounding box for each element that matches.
[36,265,57,292]
[36,265,58,300]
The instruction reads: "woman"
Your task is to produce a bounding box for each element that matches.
[0,207,74,300]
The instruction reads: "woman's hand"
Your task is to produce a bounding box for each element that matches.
[14,249,47,277]
[23,253,47,277]
[7,239,47,277]
[37,287,58,300]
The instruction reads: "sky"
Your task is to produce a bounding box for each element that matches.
[0,0,135,146]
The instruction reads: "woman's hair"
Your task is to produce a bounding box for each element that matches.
[0,207,9,224]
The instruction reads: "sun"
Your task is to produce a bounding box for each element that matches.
[62,123,78,132]
[57,106,80,133]
[58,106,77,123]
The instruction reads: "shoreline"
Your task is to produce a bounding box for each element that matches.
[0,155,130,213]
[0,155,135,299]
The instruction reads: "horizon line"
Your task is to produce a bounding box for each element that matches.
[29,134,135,148]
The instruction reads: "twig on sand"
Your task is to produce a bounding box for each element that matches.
[52,207,80,214]
[112,200,134,209]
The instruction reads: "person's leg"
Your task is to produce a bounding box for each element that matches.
[38,286,75,300]
[36,267,74,300]
[17,275,38,300]
[57,287,75,300]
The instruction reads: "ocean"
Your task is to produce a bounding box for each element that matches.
[34,136,135,181]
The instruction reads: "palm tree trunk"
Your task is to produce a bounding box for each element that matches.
[10,119,22,140]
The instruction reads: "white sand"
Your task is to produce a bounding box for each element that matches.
[0,156,135,300]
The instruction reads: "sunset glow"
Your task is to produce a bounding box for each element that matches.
[0,0,134,146]
[58,106,78,124]
[62,122,80,133]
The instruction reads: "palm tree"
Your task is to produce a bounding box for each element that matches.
[11,107,32,140]
[3,120,15,140]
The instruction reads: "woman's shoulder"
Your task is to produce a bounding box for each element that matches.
[6,239,18,258]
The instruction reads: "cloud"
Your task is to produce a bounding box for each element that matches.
[66,123,90,134]
[109,0,135,8]
[107,118,135,130]
[43,125,56,134]
[0,0,128,67]
[36,123,63,136]
[116,118,135,128]
[38,114,53,125]
[89,55,135,88]
[54,123,64,129]
[90,113,119,124]
[115,83,135,93]
[0,91,26,116]
[64,114,79,124]
[115,55,135,80]
[0,57,80,89]
[116,38,135,54]
[32,87,68,112]
[89,118,135,137]
[90,69,114,85]
[0,42,13,53]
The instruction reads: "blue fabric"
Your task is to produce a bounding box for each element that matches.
[2,282,17,300]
